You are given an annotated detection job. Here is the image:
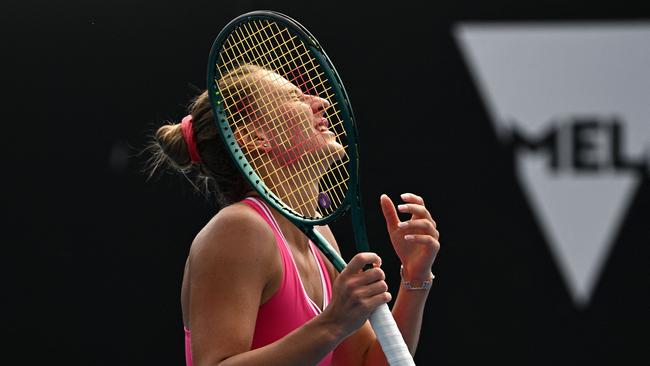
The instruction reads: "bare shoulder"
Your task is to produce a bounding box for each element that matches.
[184,203,281,361]
[189,202,276,270]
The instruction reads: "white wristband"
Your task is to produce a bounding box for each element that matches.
[400,265,434,290]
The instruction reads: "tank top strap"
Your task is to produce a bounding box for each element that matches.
[241,197,289,244]
[309,240,333,309]
[242,197,329,313]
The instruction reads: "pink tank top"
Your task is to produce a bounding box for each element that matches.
[184,197,333,366]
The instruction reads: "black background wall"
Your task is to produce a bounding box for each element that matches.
[4,1,649,365]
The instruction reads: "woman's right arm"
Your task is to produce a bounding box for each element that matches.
[188,205,390,366]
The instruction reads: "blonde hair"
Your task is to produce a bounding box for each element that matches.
[144,64,265,207]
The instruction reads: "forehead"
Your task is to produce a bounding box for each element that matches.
[255,70,298,93]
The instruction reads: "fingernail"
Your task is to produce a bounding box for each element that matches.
[404,235,415,240]
[397,222,408,228]
[398,204,407,212]
[401,193,409,200]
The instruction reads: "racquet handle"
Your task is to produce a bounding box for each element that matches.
[369,303,416,365]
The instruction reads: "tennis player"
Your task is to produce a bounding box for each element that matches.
[147,65,440,366]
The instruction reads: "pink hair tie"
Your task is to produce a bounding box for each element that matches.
[180,115,202,164]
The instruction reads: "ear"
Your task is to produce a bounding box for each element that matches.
[254,132,273,153]
[235,125,272,153]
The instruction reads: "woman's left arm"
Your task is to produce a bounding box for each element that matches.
[380,192,439,354]
[333,193,441,365]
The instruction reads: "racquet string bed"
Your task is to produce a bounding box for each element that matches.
[214,19,350,219]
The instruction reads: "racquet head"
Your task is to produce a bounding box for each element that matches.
[206,10,360,227]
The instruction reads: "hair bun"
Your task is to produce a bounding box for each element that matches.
[155,123,192,168]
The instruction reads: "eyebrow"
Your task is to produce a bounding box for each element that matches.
[284,85,303,97]
[289,85,302,93]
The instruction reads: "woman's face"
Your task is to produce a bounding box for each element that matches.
[251,70,344,170]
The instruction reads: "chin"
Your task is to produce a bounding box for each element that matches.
[314,140,345,167]
[278,131,344,171]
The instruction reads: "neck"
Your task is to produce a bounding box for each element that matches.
[268,199,313,252]
[243,190,314,252]
[284,181,320,218]
[248,156,325,250]
[265,165,322,218]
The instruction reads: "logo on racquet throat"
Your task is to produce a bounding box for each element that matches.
[317,192,331,209]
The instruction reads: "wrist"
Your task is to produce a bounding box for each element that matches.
[315,310,350,343]
[400,265,434,290]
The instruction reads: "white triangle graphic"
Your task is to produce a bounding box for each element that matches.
[518,153,637,306]
[454,22,650,307]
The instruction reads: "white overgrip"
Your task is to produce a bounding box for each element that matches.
[369,303,416,366]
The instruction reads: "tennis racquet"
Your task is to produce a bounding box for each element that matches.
[206,10,415,366]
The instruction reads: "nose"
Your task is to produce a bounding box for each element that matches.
[309,95,329,116]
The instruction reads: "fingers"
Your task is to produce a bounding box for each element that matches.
[351,266,386,287]
[344,252,381,274]
[343,253,386,284]
[397,218,439,240]
[380,194,400,231]
[400,192,424,205]
[345,284,391,319]
[338,253,391,311]
[366,289,392,308]
[384,193,437,234]
[397,203,434,222]
[348,274,389,297]
[350,270,391,310]
[403,234,441,252]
